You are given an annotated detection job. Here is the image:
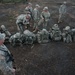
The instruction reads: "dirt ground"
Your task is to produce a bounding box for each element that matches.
[0,0,75,75]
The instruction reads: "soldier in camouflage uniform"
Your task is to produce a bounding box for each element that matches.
[23,10,31,29]
[0,33,15,75]
[37,28,49,43]
[16,13,31,33]
[16,14,26,33]
[62,26,72,43]
[9,32,22,46]
[21,29,36,44]
[33,4,40,32]
[0,25,11,43]
[25,2,33,19]
[50,24,62,41]
[1,25,11,37]
[58,1,67,23]
[38,7,50,29]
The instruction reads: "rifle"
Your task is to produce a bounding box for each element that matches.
[0,49,14,63]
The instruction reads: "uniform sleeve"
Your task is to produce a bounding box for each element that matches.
[1,58,12,71]
[41,12,44,19]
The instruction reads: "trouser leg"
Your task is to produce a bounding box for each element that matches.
[18,23,24,33]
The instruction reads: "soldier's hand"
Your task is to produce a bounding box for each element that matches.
[11,68,16,73]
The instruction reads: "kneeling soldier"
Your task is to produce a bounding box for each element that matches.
[50,24,62,41]
[37,28,49,43]
[62,26,72,43]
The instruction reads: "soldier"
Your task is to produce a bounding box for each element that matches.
[9,32,22,46]
[58,1,67,23]
[1,25,11,37]
[62,26,72,43]
[16,13,31,33]
[33,4,40,32]
[16,14,26,33]
[0,33,15,75]
[21,29,36,44]
[23,11,31,29]
[50,24,62,41]
[37,28,49,43]
[25,2,33,19]
[0,25,11,43]
[38,7,50,29]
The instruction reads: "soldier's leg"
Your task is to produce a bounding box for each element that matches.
[33,20,39,32]
[58,14,62,23]
[18,23,24,34]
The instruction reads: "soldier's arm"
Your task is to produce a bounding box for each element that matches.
[0,55,15,72]
[40,12,44,19]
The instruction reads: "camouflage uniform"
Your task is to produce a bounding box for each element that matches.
[62,26,72,43]
[16,14,26,33]
[23,13,31,29]
[16,14,31,33]
[39,7,50,29]
[0,25,11,43]
[9,32,21,46]
[22,30,36,44]
[25,3,33,19]
[50,24,61,41]
[0,33,15,75]
[37,29,49,43]
[1,25,11,37]
[58,1,67,23]
[33,4,40,30]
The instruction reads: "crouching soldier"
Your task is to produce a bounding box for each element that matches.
[37,28,49,43]
[0,33,15,75]
[9,32,22,46]
[62,26,72,43]
[16,14,26,34]
[38,7,50,29]
[0,25,11,43]
[21,29,36,45]
[50,24,62,41]
[16,13,31,33]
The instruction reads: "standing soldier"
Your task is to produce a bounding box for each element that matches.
[58,1,67,23]
[25,2,33,19]
[39,7,50,29]
[0,33,15,75]
[23,11,31,29]
[33,4,40,32]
